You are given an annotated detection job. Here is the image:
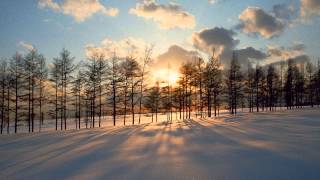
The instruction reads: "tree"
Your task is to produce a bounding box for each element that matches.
[203,52,222,117]
[84,55,98,128]
[24,50,44,132]
[5,66,12,134]
[125,57,141,125]
[294,64,304,108]
[254,66,267,112]
[138,46,153,124]
[314,60,320,106]
[107,53,121,126]
[56,49,76,130]
[306,62,314,107]
[179,62,194,119]
[246,63,255,112]
[279,60,285,109]
[144,82,161,122]
[96,56,107,127]
[9,53,24,133]
[82,54,107,129]
[267,65,279,111]
[49,57,61,131]
[38,56,48,131]
[0,60,7,134]
[120,58,131,126]
[285,59,295,109]
[71,69,84,129]
[227,52,243,114]
[194,57,205,118]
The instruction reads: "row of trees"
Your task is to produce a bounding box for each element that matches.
[1,48,320,134]
[0,48,154,134]
[173,50,320,120]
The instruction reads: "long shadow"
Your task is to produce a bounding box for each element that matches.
[0,124,152,179]
[179,118,320,180]
[1,116,320,180]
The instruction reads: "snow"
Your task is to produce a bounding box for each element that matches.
[1,109,320,180]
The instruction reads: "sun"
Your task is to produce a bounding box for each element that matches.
[152,69,179,86]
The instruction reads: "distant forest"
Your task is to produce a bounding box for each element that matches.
[1,47,319,134]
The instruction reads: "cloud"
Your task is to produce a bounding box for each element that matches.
[189,26,308,68]
[235,47,267,66]
[18,41,35,51]
[38,0,60,12]
[85,37,149,59]
[191,27,270,67]
[208,0,227,4]
[38,0,119,22]
[153,45,199,70]
[129,0,195,29]
[237,6,287,39]
[289,42,306,51]
[191,27,239,64]
[272,4,296,21]
[301,0,320,17]
[208,0,219,4]
[262,42,309,65]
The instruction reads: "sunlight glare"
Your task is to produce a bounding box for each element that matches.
[152,69,179,86]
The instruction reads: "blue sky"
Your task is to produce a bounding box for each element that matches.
[0,0,320,66]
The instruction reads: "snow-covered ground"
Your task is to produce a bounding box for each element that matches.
[1,109,320,180]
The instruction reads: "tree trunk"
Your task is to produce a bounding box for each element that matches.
[55,77,58,131]
[131,83,135,125]
[7,85,10,134]
[15,72,18,133]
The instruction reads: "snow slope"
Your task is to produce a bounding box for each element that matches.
[0,109,320,180]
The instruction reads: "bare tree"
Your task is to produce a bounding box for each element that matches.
[49,57,61,131]
[246,63,255,112]
[0,60,7,134]
[71,68,85,129]
[179,62,193,119]
[24,50,44,132]
[203,52,222,117]
[306,62,314,107]
[227,52,243,114]
[285,59,295,109]
[267,65,279,111]
[9,53,24,133]
[38,56,48,132]
[195,57,205,118]
[97,55,107,127]
[56,49,75,130]
[138,46,153,124]
[144,82,161,122]
[107,53,122,126]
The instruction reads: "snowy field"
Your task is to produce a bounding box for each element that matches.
[0,109,320,180]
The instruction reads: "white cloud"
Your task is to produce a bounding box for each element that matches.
[208,0,218,4]
[38,0,60,12]
[208,0,225,4]
[85,37,150,59]
[129,0,195,29]
[18,41,35,51]
[38,0,119,22]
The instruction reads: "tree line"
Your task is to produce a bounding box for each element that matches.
[0,48,320,134]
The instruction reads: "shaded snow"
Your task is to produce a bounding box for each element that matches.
[0,109,320,180]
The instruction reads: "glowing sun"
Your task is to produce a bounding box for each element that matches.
[152,68,179,85]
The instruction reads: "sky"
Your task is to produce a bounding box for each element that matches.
[1,0,320,74]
